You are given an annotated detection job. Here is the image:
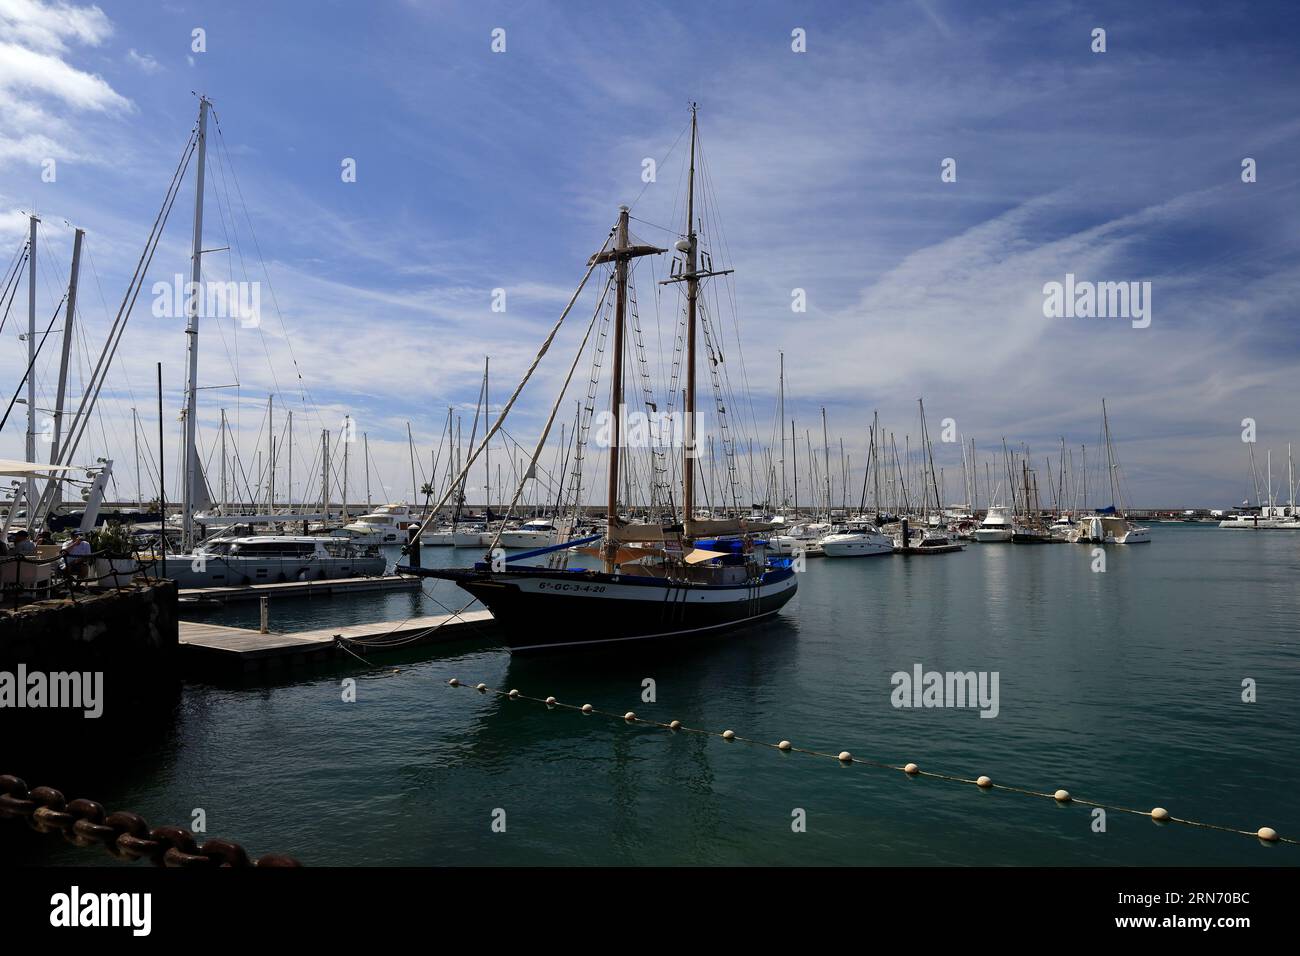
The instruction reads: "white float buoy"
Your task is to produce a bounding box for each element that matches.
[669,720,682,730]
[1258,826,1279,842]
[475,683,487,693]
[778,740,792,751]
[624,711,637,721]
[508,689,520,699]
[839,751,852,763]
[904,763,919,775]
[723,730,736,741]
[976,775,992,789]
[1054,789,1071,803]
[1151,807,1170,822]
[448,678,460,687]
[581,704,593,714]
[545,696,557,706]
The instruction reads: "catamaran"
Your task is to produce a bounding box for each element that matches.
[1069,401,1151,545]
[403,107,797,650]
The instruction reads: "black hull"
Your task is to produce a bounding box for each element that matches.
[405,566,797,652]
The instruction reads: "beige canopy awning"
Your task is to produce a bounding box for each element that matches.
[0,459,78,479]
[684,517,779,536]
[606,522,680,543]
[683,548,729,565]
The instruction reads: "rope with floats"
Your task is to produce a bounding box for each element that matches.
[445,678,1290,848]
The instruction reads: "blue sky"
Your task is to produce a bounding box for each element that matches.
[1,0,1298,509]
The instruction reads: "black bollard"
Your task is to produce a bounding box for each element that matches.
[407,524,421,568]
[901,517,909,553]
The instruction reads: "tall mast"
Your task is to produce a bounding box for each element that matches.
[342,416,350,519]
[872,411,881,514]
[1290,443,1295,515]
[219,408,227,514]
[182,95,210,550]
[605,207,630,566]
[791,419,798,515]
[267,394,274,512]
[287,410,293,511]
[683,106,699,524]
[1102,398,1121,510]
[25,214,37,517]
[364,432,371,509]
[50,227,83,505]
[821,407,831,521]
[778,351,786,510]
[321,429,330,518]
[407,421,417,509]
[484,357,491,514]
[133,408,141,509]
[593,202,665,565]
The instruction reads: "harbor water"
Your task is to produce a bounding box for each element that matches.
[39,525,1300,865]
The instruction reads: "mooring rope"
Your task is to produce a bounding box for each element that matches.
[445,679,1292,848]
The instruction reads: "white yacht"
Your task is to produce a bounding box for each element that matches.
[332,503,413,545]
[167,535,386,588]
[420,525,457,546]
[768,521,828,557]
[1218,506,1293,529]
[972,505,1013,542]
[820,519,893,557]
[452,523,489,548]
[496,519,561,549]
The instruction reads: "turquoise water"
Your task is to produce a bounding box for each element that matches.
[42,525,1300,865]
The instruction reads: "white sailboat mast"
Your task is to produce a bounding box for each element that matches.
[182,95,210,549]
[25,213,38,518]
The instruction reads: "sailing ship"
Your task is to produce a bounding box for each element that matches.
[403,107,797,651]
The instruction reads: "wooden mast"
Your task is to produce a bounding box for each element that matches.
[606,206,630,568]
[683,106,699,526]
[657,105,732,534]
[593,208,664,570]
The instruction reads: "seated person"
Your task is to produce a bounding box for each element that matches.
[12,530,36,556]
[61,532,92,577]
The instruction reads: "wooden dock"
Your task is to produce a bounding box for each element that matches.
[179,610,497,672]
[178,574,423,605]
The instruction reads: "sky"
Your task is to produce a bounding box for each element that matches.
[1,0,1298,512]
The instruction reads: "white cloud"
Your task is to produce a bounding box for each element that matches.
[0,1,130,166]
[0,0,112,54]
[125,48,159,74]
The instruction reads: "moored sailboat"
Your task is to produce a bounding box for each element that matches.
[1068,401,1151,545]
[403,107,797,651]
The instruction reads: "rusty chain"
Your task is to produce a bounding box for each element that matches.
[0,774,300,867]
